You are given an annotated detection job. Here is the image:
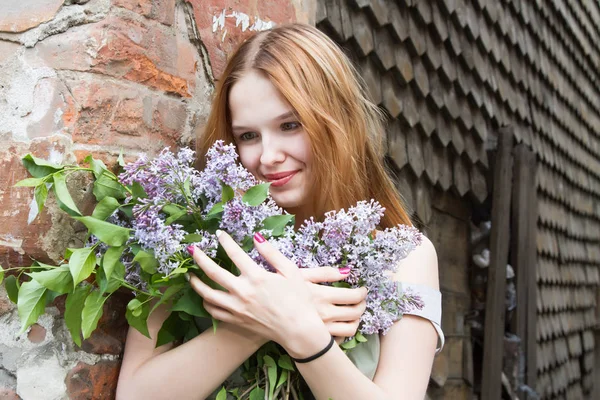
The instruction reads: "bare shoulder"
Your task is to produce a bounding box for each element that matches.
[392,234,439,290]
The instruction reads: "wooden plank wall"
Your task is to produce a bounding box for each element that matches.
[316,0,600,398]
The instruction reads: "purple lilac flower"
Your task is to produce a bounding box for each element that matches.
[291,200,425,335]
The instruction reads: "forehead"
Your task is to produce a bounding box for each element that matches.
[228,70,294,124]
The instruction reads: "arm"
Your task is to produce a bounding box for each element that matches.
[116,301,267,400]
[292,237,439,400]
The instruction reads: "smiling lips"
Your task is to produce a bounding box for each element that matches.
[264,171,298,187]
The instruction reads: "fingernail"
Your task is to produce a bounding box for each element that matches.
[216,229,223,237]
[339,266,351,274]
[254,232,266,243]
[187,245,195,255]
[184,272,190,282]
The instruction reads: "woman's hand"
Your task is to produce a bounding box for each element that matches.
[187,230,331,358]
[298,267,367,340]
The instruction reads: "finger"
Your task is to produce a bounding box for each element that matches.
[203,300,235,323]
[253,232,297,277]
[189,274,235,310]
[317,286,368,305]
[299,266,350,283]
[327,301,367,322]
[215,230,260,276]
[190,246,238,292]
[326,321,360,338]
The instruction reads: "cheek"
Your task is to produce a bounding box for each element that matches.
[238,147,260,174]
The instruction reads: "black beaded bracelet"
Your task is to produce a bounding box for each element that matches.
[291,335,336,364]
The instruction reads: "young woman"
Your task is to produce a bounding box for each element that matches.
[116,23,443,400]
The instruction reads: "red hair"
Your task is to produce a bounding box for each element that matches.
[196,24,412,228]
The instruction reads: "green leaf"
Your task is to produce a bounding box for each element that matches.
[165,209,187,225]
[207,201,224,217]
[33,183,49,219]
[126,297,151,338]
[156,311,188,347]
[275,369,288,390]
[102,246,125,280]
[150,283,185,314]
[340,337,357,350]
[221,183,234,203]
[14,177,45,187]
[131,182,147,199]
[182,233,203,243]
[117,149,125,167]
[162,204,183,216]
[53,172,82,216]
[22,154,63,178]
[0,265,3,285]
[332,281,351,289]
[133,250,158,274]
[183,318,200,342]
[278,354,295,371]
[170,287,209,318]
[5,275,19,303]
[84,155,112,180]
[262,214,295,236]
[242,183,270,206]
[68,247,97,286]
[28,264,73,294]
[264,355,277,400]
[17,279,47,333]
[249,387,265,400]
[99,260,125,295]
[92,196,120,221]
[65,283,92,346]
[81,290,107,339]
[73,216,130,247]
[355,332,367,343]
[215,387,227,400]
[93,172,126,201]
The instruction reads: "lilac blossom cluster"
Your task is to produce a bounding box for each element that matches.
[281,200,425,335]
[116,140,425,336]
[118,141,283,282]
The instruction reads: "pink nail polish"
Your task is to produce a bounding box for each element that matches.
[339,266,351,274]
[187,245,195,255]
[254,232,266,243]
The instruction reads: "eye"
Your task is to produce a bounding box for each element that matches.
[281,121,301,131]
[239,132,258,141]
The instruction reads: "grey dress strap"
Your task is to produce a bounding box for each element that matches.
[346,282,445,380]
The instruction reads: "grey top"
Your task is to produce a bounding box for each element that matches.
[346,282,445,379]
[204,281,444,397]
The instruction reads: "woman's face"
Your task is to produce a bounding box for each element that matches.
[229,70,313,217]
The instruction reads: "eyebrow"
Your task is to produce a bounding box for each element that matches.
[232,111,297,131]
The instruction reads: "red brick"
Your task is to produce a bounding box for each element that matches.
[63,74,185,151]
[0,387,21,400]
[27,323,46,343]
[33,15,196,97]
[113,0,176,26]
[0,289,15,316]
[65,360,121,400]
[186,0,297,78]
[0,0,62,32]
[80,293,130,355]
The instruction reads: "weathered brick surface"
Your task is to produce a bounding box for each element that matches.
[0,0,63,33]
[65,360,121,400]
[0,1,312,399]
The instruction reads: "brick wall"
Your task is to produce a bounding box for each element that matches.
[0,1,313,398]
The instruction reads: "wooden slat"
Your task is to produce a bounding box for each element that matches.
[509,143,538,398]
[481,128,514,399]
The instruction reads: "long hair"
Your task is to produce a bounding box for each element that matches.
[196,23,412,228]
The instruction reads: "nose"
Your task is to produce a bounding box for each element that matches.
[259,134,286,166]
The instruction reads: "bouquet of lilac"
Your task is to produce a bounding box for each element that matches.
[3,141,424,399]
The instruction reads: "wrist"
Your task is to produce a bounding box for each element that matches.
[281,320,332,360]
